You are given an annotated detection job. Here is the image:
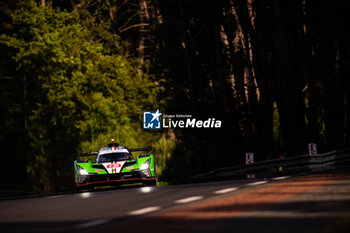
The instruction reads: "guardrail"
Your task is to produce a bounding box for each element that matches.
[191,148,350,181]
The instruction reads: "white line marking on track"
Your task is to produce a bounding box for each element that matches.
[246,180,268,186]
[75,219,110,229]
[273,176,290,180]
[175,196,203,204]
[46,195,62,199]
[214,187,238,194]
[128,206,161,215]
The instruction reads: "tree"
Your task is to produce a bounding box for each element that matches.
[1,2,158,191]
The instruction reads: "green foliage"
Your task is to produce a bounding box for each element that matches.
[272,102,283,150]
[0,2,158,191]
[152,134,175,178]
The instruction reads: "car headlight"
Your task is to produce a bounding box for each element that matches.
[76,164,89,175]
[140,159,150,170]
[79,169,89,175]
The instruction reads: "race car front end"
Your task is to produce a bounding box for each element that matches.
[74,154,156,189]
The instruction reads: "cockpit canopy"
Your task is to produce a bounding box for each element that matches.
[97,152,132,163]
[96,145,132,163]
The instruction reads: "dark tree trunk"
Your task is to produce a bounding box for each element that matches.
[272,0,307,155]
[139,0,148,73]
[253,0,275,159]
[317,1,344,150]
[303,0,321,146]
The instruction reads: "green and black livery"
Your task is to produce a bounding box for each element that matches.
[74,143,156,188]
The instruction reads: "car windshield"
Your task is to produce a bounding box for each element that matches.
[97,153,131,163]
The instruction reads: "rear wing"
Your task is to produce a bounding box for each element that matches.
[128,147,152,152]
[77,152,98,156]
[129,147,152,158]
[76,147,152,156]
[76,152,98,163]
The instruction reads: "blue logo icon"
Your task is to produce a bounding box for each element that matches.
[143,110,162,129]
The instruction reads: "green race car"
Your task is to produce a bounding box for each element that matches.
[74,142,156,189]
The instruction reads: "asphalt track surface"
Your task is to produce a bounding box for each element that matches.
[1,170,350,233]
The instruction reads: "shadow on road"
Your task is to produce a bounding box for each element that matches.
[1,172,350,233]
